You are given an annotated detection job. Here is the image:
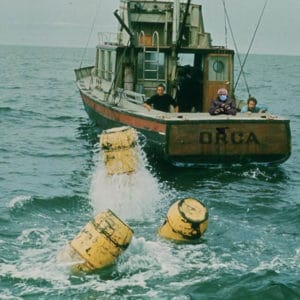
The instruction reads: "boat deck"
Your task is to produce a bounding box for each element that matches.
[77,76,287,123]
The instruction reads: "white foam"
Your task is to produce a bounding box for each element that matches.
[16,228,50,248]
[118,237,181,277]
[242,167,272,180]
[89,144,161,221]
[252,256,283,273]
[0,247,70,287]
[7,195,33,209]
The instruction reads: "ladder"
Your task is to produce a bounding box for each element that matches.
[139,31,160,80]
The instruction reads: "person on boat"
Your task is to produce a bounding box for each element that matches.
[144,84,179,113]
[176,65,203,112]
[208,88,237,115]
[241,96,267,113]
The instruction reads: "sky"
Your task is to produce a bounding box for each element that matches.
[0,0,300,55]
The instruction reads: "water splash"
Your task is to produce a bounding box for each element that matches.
[242,167,272,180]
[118,237,182,277]
[89,143,161,222]
[16,228,51,248]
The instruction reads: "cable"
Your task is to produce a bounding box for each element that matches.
[105,40,131,104]
[79,0,102,68]
[223,4,228,48]
[221,0,251,97]
[234,0,269,91]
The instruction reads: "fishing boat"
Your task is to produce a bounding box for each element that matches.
[75,0,291,165]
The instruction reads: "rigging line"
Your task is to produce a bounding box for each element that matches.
[234,0,269,91]
[221,0,251,97]
[79,0,102,68]
[223,4,228,48]
[105,40,131,103]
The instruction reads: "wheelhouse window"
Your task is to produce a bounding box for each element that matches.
[137,52,165,80]
[97,48,116,82]
[178,53,194,66]
[99,50,105,78]
[208,55,229,81]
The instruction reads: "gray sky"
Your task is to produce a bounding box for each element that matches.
[0,0,299,55]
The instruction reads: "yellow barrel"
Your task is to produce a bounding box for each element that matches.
[158,198,208,242]
[100,126,137,150]
[67,210,133,271]
[100,126,139,175]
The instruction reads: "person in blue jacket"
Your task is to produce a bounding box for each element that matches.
[241,97,267,113]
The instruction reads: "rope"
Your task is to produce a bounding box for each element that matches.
[105,40,131,104]
[79,0,102,68]
[234,0,269,91]
[221,0,251,97]
[223,5,228,48]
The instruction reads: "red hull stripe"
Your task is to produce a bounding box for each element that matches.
[82,93,167,133]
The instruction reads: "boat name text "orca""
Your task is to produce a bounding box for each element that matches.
[199,130,260,145]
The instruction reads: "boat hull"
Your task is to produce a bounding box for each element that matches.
[81,91,167,152]
[166,121,291,165]
[79,90,291,165]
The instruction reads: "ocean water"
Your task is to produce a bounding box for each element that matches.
[0,44,299,300]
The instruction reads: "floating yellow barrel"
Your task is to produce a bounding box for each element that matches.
[100,126,139,175]
[60,210,133,272]
[158,198,208,242]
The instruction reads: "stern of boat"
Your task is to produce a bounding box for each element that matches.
[165,118,291,165]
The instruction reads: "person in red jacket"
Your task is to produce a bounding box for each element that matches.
[209,88,237,115]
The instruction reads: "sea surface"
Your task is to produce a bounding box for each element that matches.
[0,45,299,300]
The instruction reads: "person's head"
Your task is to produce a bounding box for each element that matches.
[217,88,228,102]
[156,84,165,96]
[247,97,257,112]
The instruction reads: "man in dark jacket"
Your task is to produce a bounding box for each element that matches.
[209,88,237,115]
[144,84,178,113]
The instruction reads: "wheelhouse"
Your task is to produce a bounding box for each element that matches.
[93,0,235,112]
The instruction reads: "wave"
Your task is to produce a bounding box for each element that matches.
[0,107,45,119]
[7,195,33,210]
[227,273,300,300]
[0,106,13,112]
[47,115,76,121]
[0,86,21,90]
[7,195,89,213]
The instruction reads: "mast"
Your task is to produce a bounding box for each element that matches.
[118,0,131,45]
[114,9,135,45]
[170,0,180,88]
[172,0,180,45]
[171,0,191,91]
[176,0,191,53]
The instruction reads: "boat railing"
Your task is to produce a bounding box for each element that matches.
[152,31,160,49]
[117,88,146,105]
[138,31,146,47]
[138,31,160,48]
[97,32,120,46]
[75,66,93,81]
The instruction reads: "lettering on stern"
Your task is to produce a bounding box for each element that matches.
[199,127,260,145]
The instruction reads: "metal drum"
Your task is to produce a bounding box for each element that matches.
[100,126,138,175]
[60,210,133,272]
[158,198,208,242]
